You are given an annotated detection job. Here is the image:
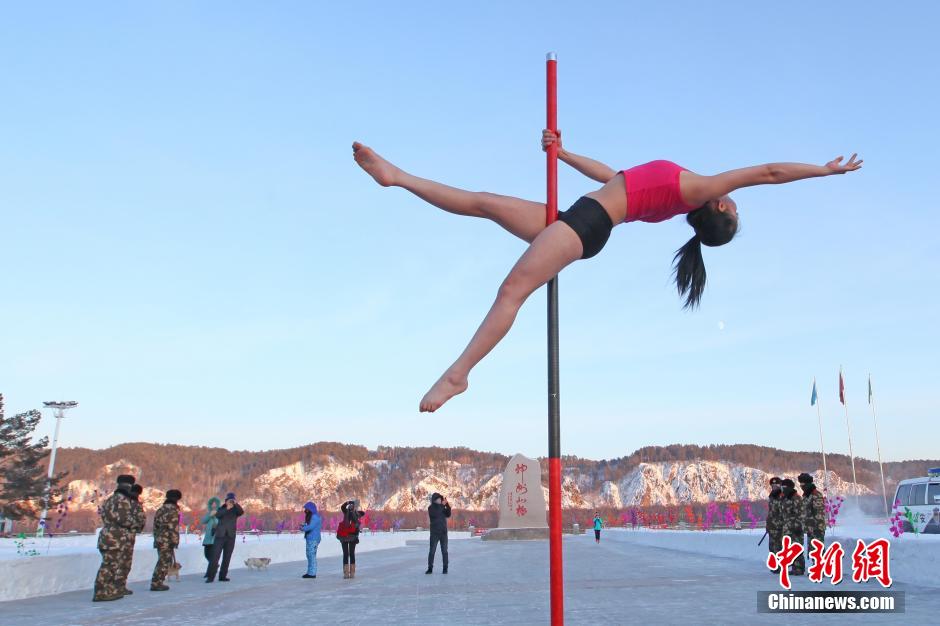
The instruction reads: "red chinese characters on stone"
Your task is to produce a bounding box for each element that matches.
[807,539,845,585]
[513,464,529,517]
[851,538,892,588]
[767,535,804,590]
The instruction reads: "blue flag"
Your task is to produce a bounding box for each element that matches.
[811,380,818,406]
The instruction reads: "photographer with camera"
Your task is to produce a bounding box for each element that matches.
[337,499,365,579]
[425,492,451,574]
[205,492,243,583]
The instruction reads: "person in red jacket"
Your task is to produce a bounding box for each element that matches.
[337,500,365,579]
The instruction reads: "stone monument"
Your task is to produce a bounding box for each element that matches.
[482,453,550,540]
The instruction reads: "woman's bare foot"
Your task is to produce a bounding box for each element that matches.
[352,141,401,187]
[419,371,469,412]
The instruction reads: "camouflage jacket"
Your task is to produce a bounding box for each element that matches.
[153,502,180,549]
[130,498,146,534]
[780,493,804,537]
[97,490,135,550]
[801,489,827,536]
[765,494,784,533]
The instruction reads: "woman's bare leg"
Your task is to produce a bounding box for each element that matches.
[353,142,546,242]
[419,222,583,412]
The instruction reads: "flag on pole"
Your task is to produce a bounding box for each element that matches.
[839,367,845,405]
[868,374,873,405]
[811,380,818,406]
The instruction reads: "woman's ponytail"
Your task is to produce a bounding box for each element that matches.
[673,234,707,309]
[672,204,738,309]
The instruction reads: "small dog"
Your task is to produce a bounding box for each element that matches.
[167,561,182,581]
[244,557,271,571]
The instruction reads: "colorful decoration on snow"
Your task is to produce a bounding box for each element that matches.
[824,495,845,528]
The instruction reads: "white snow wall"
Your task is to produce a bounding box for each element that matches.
[2,531,470,602]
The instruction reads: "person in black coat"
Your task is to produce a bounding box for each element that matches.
[425,492,451,574]
[205,492,244,582]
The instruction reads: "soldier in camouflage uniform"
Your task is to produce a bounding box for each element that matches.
[93,475,137,602]
[114,483,147,595]
[798,472,826,552]
[780,478,805,576]
[151,489,182,591]
[765,476,784,572]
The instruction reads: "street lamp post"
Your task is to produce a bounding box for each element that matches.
[37,400,78,535]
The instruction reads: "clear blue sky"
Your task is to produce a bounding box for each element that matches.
[2,2,937,463]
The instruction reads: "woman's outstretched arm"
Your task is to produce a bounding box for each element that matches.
[542,130,617,183]
[683,154,863,206]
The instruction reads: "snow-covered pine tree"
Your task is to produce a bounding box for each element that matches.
[0,394,63,520]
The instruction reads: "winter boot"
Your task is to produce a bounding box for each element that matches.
[122,588,134,595]
[425,567,433,575]
[150,584,170,591]
[442,565,448,574]
[350,563,356,578]
[343,564,350,579]
[92,594,123,602]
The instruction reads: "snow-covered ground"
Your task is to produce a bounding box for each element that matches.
[4,534,939,625]
[1,530,470,602]
[607,523,940,588]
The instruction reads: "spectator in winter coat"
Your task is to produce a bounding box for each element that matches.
[337,499,365,579]
[798,473,826,550]
[201,496,221,568]
[780,479,805,576]
[93,474,136,602]
[765,476,784,572]
[206,492,244,583]
[301,501,322,579]
[115,483,146,596]
[425,492,451,574]
[593,512,604,543]
[151,489,181,591]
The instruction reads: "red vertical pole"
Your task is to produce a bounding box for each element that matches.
[545,51,564,626]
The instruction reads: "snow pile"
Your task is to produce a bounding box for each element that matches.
[0,530,471,602]
[606,523,940,587]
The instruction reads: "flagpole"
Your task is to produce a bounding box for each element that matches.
[841,366,859,507]
[869,374,889,517]
[813,378,829,494]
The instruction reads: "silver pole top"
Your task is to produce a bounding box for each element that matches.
[546,52,556,61]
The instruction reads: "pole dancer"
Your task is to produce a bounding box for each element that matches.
[352,95,862,415]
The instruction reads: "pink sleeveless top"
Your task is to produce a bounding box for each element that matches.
[621,160,698,223]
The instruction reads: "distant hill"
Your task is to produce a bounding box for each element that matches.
[52,442,938,513]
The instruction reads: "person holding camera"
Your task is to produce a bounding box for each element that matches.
[337,499,365,579]
[425,492,451,574]
[205,492,243,583]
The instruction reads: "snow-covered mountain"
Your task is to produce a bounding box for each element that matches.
[60,452,874,513]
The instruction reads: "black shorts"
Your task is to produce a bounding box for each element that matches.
[557,196,613,259]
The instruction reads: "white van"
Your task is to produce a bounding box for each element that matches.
[893,469,940,534]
